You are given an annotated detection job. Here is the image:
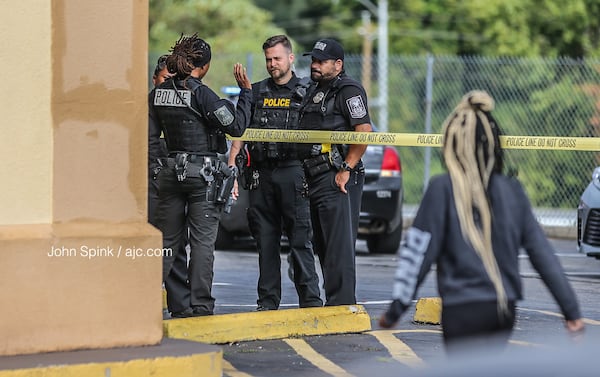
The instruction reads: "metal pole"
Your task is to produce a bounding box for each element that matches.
[377,0,388,132]
[246,52,253,82]
[423,54,434,191]
[359,11,374,98]
[356,0,388,131]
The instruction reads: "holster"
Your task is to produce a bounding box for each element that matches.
[302,153,332,178]
[235,148,254,190]
[206,162,237,205]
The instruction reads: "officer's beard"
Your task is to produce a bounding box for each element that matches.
[311,70,336,85]
[269,66,290,82]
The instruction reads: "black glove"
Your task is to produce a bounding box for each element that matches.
[379,299,409,329]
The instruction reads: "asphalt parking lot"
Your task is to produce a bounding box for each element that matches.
[193,237,600,377]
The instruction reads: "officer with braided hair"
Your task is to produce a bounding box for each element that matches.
[228,35,323,311]
[149,33,252,318]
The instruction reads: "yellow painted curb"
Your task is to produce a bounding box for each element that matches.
[0,350,222,377]
[413,297,442,325]
[164,305,372,344]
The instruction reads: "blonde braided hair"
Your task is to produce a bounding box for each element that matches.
[442,90,509,317]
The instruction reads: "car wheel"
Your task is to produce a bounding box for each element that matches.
[366,224,403,254]
[215,224,234,250]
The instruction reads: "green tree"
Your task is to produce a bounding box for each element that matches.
[149,0,288,88]
[255,0,600,58]
[386,0,600,57]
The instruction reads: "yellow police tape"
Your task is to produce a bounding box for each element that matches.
[229,129,600,151]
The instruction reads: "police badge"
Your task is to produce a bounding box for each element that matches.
[313,91,325,103]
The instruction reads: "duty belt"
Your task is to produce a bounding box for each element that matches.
[163,154,220,182]
[167,153,216,163]
[256,159,302,169]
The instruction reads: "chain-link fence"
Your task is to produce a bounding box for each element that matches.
[150,52,600,226]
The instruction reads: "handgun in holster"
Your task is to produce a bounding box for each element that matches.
[216,164,237,205]
[235,148,252,190]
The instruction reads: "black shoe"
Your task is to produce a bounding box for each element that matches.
[170,307,194,318]
[192,307,213,316]
[256,305,276,311]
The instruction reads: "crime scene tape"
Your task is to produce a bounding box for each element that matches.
[229,129,600,151]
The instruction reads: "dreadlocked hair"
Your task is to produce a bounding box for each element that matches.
[442,90,509,318]
[166,33,211,79]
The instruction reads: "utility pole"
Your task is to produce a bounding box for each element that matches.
[357,0,388,131]
[359,11,374,98]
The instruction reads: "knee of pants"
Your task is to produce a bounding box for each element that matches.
[247,207,260,238]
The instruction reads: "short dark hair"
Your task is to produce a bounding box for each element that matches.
[153,54,169,77]
[262,35,292,53]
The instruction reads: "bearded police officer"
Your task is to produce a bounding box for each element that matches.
[149,34,252,318]
[229,35,322,311]
[298,38,372,306]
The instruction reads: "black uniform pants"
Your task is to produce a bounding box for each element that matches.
[148,171,189,314]
[156,168,222,314]
[247,161,322,309]
[307,167,364,306]
[148,173,160,227]
[347,164,365,245]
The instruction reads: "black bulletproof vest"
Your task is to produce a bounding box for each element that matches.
[153,78,211,154]
[297,75,362,158]
[300,75,360,132]
[248,78,308,161]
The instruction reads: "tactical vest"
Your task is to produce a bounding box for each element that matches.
[153,78,217,154]
[248,77,309,162]
[297,75,362,158]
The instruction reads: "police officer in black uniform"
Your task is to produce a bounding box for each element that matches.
[148,54,171,227]
[298,38,372,306]
[229,35,322,311]
[149,34,252,318]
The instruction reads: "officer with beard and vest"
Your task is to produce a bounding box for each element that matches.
[149,33,252,318]
[228,35,323,311]
[298,38,372,306]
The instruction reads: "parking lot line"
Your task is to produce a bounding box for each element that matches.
[283,338,356,377]
[369,330,427,368]
[222,359,253,377]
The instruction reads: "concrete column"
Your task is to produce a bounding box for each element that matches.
[0,0,163,356]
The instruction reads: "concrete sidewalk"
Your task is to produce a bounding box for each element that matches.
[0,339,222,377]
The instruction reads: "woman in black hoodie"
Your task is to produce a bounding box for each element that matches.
[379,90,584,354]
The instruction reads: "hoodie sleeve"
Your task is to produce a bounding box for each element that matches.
[517,181,582,320]
[391,176,448,306]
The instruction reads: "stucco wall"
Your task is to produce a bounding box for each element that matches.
[0,1,163,356]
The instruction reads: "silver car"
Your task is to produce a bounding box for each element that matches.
[577,166,600,258]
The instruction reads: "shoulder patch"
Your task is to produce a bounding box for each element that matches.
[346,95,367,118]
[213,105,234,126]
